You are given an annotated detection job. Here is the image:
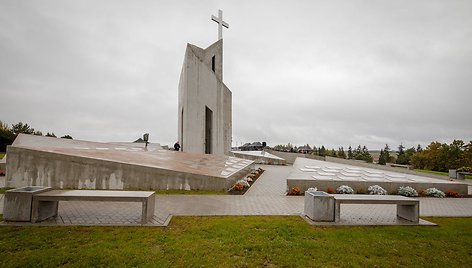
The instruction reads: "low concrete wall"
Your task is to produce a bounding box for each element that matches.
[324,156,449,181]
[6,147,253,191]
[266,149,325,164]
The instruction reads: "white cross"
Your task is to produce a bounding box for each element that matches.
[211,9,229,40]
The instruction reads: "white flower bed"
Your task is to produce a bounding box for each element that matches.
[368,185,387,195]
[397,186,418,197]
[425,188,445,198]
[336,185,354,194]
[307,187,318,193]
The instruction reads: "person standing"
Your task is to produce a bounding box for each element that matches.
[174,141,181,151]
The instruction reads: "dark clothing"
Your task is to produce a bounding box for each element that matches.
[174,143,181,151]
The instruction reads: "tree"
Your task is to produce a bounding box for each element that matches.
[0,121,15,152]
[347,146,353,159]
[361,146,373,163]
[378,149,386,165]
[396,144,408,164]
[33,130,43,136]
[11,122,34,135]
[416,144,423,152]
[462,141,472,167]
[319,146,326,157]
[410,140,470,171]
[353,145,362,160]
[46,132,57,137]
[61,135,73,139]
[383,144,391,163]
[330,149,337,157]
[337,146,346,159]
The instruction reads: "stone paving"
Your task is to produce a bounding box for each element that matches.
[1,165,472,227]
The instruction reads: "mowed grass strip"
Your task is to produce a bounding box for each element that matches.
[0,216,471,267]
[416,169,472,180]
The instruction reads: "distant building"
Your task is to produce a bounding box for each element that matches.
[238,142,266,151]
[297,145,313,154]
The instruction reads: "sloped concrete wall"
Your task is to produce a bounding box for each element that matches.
[6,147,252,191]
[266,149,325,164]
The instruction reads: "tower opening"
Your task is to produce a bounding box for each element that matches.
[205,106,213,154]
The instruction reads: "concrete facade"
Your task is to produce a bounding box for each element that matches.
[6,134,254,191]
[178,39,232,155]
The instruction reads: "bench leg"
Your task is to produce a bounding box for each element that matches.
[141,194,156,225]
[397,204,419,223]
[31,199,59,223]
[31,198,39,223]
[334,202,341,222]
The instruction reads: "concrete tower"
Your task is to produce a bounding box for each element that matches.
[177,39,232,155]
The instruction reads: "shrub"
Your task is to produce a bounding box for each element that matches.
[326,187,335,194]
[425,188,445,198]
[0,170,5,176]
[236,180,250,188]
[336,185,354,194]
[288,187,301,195]
[307,187,318,193]
[233,183,244,191]
[398,186,418,197]
[446,189,460,198]
[368,185,387,195]
[457,166,472,173]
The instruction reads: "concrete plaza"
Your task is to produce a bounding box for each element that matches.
[1,165,472,227]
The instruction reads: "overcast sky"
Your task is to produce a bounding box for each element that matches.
[1,0,471,150]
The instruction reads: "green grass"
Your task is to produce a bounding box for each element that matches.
[155,189,227,195]
[415,169,449,176]
[0,153,4,159]
[0,188,10,194]
[0,216,471,267]
[416,169,472,180]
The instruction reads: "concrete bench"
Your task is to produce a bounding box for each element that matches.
[304,191,419,223]
[449,169,472,180]
[389,163,414,170]
[332,194,419,223]
[31,190,156,224]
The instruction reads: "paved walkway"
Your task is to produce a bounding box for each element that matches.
[1,165,472,227]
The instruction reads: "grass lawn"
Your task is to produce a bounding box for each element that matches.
[0,216,471,267]
[415,169,448,176]
[416,169,472,180]
[0,153,4,159]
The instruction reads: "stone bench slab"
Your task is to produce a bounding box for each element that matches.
[32,190,155,225]
[332,194,419,223]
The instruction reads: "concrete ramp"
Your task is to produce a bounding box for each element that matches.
[6,134,254,191]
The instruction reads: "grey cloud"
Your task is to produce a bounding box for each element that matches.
[1,0,471,150]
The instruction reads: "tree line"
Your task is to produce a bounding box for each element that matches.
[273,140,472,172]
[0,121,73,152]
[272,143,374,163]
